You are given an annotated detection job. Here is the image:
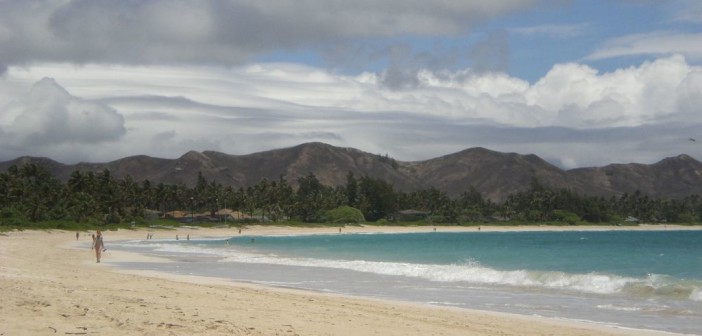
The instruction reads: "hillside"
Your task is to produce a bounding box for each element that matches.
[2,142,702,202]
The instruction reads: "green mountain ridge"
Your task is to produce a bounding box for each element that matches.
[2,142,701,202]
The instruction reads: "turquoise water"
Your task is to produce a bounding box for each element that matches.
[232,231,702,278]
[110,230,702,334]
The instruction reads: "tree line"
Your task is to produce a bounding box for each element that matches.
[1,163,701,227]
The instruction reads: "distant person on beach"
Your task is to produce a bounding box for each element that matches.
[76,231,79,240]
[92,230,105,263]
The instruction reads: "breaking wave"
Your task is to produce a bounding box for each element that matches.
[113,240,702,302]
[211,250,700,302]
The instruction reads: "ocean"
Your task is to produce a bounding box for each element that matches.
[108,229,702,335]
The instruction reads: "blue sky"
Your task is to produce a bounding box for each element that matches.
[257,0,699,81]
[0,0,701,169]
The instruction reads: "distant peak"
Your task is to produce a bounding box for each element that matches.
[299,142,333,149]
[35,77,59,86]
[661,154,695,162]
[29,77,71,99]
[179,150,206,160]
[654,154,701,168]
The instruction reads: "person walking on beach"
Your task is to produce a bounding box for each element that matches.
[92,230,105,263]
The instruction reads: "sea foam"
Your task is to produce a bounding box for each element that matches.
[115,236,702,302]
[211,249,699,300]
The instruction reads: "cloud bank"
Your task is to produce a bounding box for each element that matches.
[0,55,699,168]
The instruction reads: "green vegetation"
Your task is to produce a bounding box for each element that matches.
[325,205,366,224]
[1,163,701,231]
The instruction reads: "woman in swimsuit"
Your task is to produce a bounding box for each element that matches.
[92,230,105,263]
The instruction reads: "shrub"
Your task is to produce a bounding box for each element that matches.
[552,209,580,225]
[0,207,27,227]
[325,206,365,224]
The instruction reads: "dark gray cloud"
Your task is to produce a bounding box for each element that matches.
[0,0,540,66]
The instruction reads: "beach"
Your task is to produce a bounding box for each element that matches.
[1,225,697,336]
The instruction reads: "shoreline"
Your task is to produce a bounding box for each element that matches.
[2,225,697,335]
[153,223,702,238]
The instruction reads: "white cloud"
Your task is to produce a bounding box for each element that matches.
[586,31,702,61]
[0,55,700,169]
[526,55,702,128]
[676,70,702,115]
[0,77,126,153]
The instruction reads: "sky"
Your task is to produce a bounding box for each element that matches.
[0,0,701,169]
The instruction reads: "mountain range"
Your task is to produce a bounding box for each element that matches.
[2,142,701,202]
